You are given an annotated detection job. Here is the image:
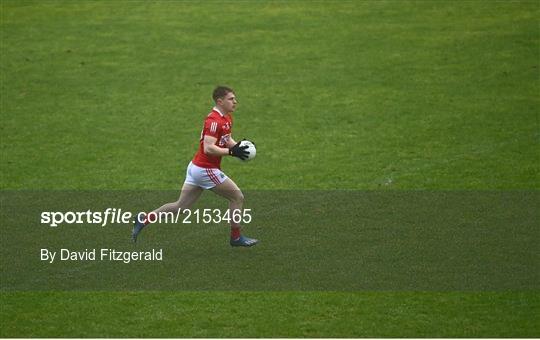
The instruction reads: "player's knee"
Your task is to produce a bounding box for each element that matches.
[231,191,244,204]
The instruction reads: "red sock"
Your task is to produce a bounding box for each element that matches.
[231,227,241,240]
[143,212,156,226]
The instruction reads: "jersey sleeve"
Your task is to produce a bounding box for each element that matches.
[203,118,221,139]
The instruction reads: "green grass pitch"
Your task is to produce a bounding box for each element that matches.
[1,0,539,337]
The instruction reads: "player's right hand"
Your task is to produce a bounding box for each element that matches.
[229,141,249,160]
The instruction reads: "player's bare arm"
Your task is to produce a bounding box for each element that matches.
[204,135,249,160]
[203,135,229,157]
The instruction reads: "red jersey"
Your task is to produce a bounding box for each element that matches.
[192,108,233,169]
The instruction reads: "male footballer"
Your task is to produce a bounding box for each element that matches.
[132,86,259,247]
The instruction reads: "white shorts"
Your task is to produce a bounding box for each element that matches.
[184,161,228,189]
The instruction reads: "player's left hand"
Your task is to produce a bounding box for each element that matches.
[229,141,249,160]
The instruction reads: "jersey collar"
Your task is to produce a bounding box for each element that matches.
[213,106,225,117]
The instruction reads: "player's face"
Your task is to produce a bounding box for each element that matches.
[219,92,237,113]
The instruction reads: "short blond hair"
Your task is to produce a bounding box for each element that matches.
[213,86,234,102]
